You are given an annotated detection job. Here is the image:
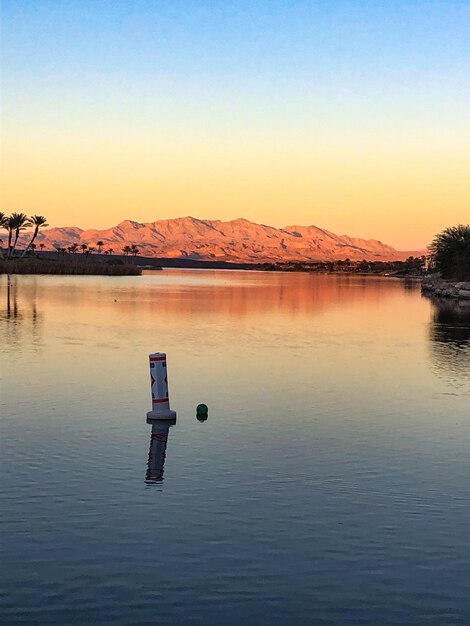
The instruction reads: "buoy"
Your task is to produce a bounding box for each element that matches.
[146,352,177,420]
[196,403,208,421]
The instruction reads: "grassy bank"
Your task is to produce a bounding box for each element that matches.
[0,258,142,276]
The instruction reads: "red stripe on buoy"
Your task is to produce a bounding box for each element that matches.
[152,398,169,403]
[150,356,166,362]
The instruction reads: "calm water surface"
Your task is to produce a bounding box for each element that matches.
[1,271,470,625]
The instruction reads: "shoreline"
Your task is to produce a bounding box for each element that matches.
[0,258,141,276]
[1,253,428,278]
[421,275,470,300]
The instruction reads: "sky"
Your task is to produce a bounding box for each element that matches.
[1,0,469,249]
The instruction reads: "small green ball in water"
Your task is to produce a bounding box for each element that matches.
[196,403,208,415]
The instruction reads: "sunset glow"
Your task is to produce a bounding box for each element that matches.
[2,1,469,249]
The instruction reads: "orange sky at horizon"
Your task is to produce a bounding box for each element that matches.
[2,126,468,250]
[2,1,469,251]
[2,137,470,250]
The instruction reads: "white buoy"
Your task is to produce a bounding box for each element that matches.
[146,352,177,420]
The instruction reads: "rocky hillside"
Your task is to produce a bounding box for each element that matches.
[23,216,421,262]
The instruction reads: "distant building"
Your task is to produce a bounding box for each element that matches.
[424,255,435,271]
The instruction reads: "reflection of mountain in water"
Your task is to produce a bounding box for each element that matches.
[8,272,419,321]
[428,297,470,386]
[145,419,176,485]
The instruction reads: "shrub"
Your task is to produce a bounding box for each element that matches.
[0,258,142,276]
[430,224,470,280]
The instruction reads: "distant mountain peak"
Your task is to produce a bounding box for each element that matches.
[28,216,421,262]
[117,219,143,227]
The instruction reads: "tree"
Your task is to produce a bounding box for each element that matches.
[20,215,49,258]
[107,248,114,255]
[123,245,131,256]
[6,213,31,258]
[430,224,470,280]
[80,244,88,254]
[2,214,14,259]
[96,240,104,254]
[0,212,5,259]
[130,244,139,257]
[39,243,45,252]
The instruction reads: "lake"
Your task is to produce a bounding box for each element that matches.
[1,270,470,625]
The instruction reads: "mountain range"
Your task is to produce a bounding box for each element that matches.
[24,216,422,262]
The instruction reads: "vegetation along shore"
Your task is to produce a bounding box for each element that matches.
[421,224,470,300]
[0,258,142,276]
[0,212,142,275]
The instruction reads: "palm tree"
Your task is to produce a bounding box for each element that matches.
[107,248,114,255]
[69,243,78,255]
[123,245,131,256]
[130,244,139,257]
[96,240,104,254]
[4,216,15,258]
[0,212,6,259]
[39,243,45,252]
[80,243,88,254]
[6,213,32,258]
[13,213,32,257]
[20,215,49,258]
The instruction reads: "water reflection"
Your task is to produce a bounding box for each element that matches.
[3,274,470,624]
[0,276,43,349]
[428,297,470,386]
[0,272,415,322]
[145,418,176,485]
[5,276,19,318]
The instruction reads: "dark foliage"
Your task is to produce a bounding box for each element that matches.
[430,224,470,280]
[0,258,142,275]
